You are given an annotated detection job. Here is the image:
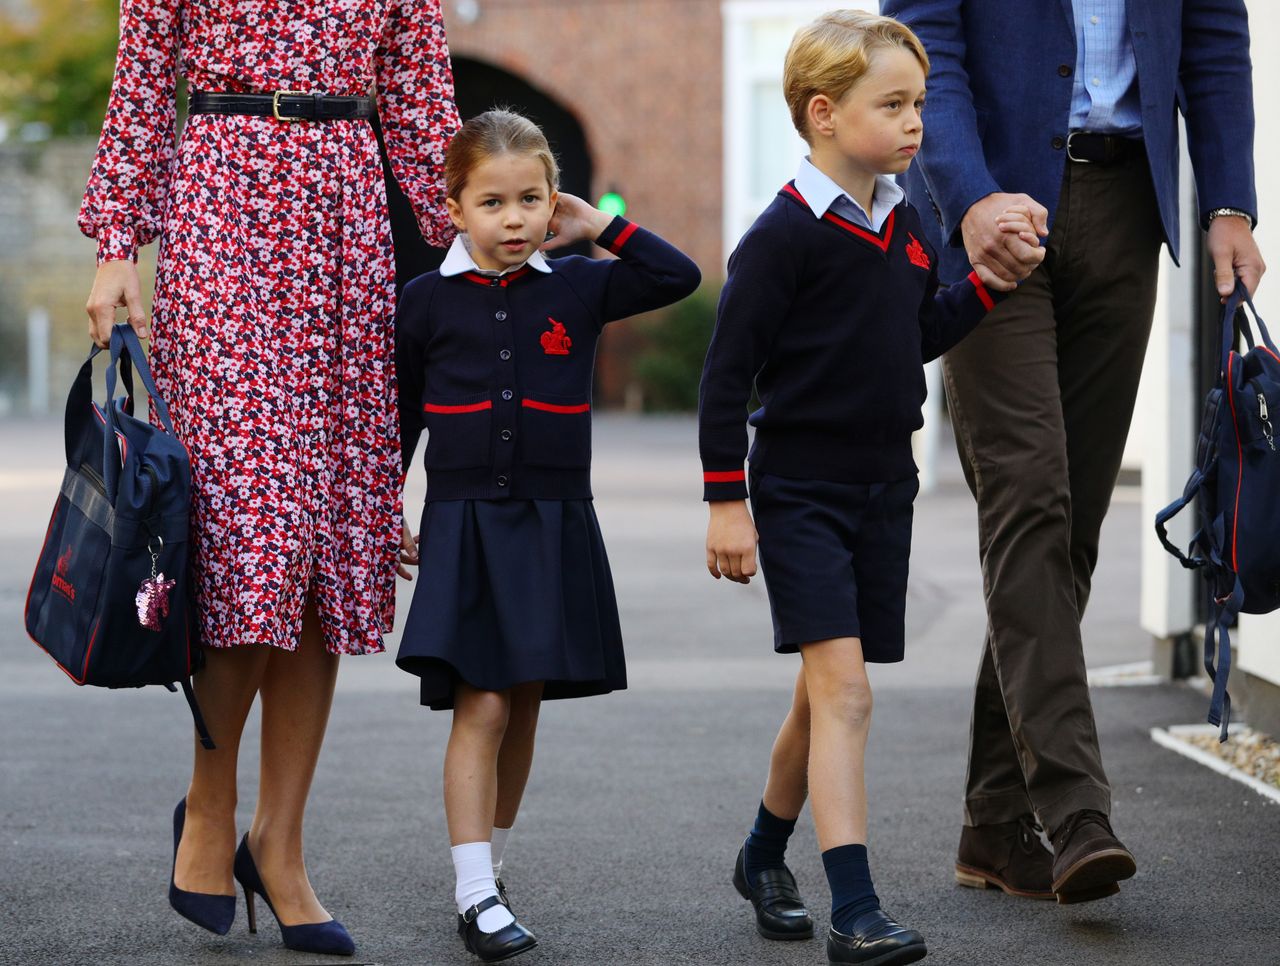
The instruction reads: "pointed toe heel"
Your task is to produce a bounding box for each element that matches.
[168,799,236,935]
[233,834,355,956]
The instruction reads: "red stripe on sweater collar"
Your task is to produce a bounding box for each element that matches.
[780,182,896,252]
[462,266,534,287]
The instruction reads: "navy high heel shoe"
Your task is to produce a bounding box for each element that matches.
[168,799,236,935]
[232,834,355,956]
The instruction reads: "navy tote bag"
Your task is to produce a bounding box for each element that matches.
[25,324,213,748]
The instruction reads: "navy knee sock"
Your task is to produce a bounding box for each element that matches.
[743,801,797,881]
[822,843,880,934]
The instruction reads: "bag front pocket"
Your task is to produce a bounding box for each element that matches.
[422,393,494,470]
[519,392,592,469]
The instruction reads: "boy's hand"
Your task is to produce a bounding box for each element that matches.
[995,205,1046,282]
[542,192,614,251]
[396,518,420,580]
[962,192,1048,292]
[706,500,758,583]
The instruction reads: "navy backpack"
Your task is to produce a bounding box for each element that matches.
[1156,280,1280,740]
[25,324,213,748]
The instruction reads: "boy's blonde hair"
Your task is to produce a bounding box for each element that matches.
[783,10,930,142]
[445,108,561,201]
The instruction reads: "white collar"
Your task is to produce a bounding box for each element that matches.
[439,234,553,277]
[793,157,903,223]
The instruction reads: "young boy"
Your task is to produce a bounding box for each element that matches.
[698,11,1042,966]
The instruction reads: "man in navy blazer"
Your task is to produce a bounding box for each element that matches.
[882,0,1265,904]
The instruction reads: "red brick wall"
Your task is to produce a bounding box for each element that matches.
[443,0,723,405]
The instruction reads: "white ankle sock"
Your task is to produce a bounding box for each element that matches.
[452,842,515,933]
[491,825,513,879]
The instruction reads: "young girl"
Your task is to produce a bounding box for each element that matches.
[699,12,1040,966]
[394,109,700,962]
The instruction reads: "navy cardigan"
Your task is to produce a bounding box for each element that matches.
[397,217,701,501]
[698,183,1002,502]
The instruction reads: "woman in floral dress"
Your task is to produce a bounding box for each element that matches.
[80,0,459,948]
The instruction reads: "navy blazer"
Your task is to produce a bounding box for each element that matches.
[883,0,1257,280]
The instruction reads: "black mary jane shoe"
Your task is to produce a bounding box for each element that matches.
[456,877,512,935]
[732,842,815,940]
[459,895,537,963]
[826,909,927,965]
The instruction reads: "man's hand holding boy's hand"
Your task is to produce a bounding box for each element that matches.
[706,500,758,584]
[994,205,1046,283]
[962,192,1048,292]
[542,192,613,251]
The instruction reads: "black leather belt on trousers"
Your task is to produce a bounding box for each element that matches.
[188,90,375,122]
[1065,131,1144,165]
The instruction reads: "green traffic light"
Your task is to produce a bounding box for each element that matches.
[597,192,627,218]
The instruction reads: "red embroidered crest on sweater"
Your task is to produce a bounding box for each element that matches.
[540,318,572,355]
[905,233,930,270]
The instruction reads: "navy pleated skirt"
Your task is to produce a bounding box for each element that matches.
[396,498,627,710]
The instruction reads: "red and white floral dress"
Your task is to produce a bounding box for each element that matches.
[78,0,460,655]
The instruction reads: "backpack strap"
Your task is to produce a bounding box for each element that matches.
[1204,575,1244,743]
[1154,467,1206,569]
[179,678,217,750]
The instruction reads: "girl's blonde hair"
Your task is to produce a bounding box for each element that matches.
[783,10,930,142]
[444,109,561,200]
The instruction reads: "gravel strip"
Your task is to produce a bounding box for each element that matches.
[1185,726,1280,790]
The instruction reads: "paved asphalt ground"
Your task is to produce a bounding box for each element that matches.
[1,414,1277,966]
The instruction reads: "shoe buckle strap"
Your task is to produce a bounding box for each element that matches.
[463,894,503,923]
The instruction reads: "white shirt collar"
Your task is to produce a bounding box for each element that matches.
[793,157,903,231]
[439,234,553,277]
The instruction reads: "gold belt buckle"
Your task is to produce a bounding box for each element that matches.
[272,90,309,122]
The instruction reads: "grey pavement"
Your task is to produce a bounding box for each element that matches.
[1,414,1277,966]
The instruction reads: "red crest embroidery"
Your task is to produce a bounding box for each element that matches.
[540,317,572,356]
[905,232,931,270]
[52,544,76,601]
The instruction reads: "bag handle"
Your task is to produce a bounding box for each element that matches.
[1219,278,1276,374]
[103,325,176,500]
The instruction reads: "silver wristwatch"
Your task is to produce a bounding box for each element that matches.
[1207,207,1255,228]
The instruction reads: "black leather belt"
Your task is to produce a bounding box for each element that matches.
[1066,131,1144,165]
[188,90,375,122]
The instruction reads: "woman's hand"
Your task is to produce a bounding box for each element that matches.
[396,518,420,580]
[86,259,149,349]
[706,500,758,584]
[541,192,613,252]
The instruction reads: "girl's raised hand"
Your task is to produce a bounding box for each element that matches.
[397,518,420,580]
[541,192,614,252]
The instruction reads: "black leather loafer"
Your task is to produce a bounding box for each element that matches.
[826,908,927,965]
[732,842,815,940]
[459,895,536,963]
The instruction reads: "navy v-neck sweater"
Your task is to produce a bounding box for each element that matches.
[698,182,1004,501]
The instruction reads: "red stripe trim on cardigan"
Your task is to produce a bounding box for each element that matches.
[521,399,591,414]
[423,400,493,414]
[703,470,746,483]
[606,221,639,254]
[781,183,895,251]
[967,270,996,311]
[462,266,532,287]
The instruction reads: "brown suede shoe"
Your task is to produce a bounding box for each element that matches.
[955,815,1054,899]
[1050,810,1136,904]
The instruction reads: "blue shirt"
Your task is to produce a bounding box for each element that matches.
[1069,0,1142,134]
[794,158,903,231]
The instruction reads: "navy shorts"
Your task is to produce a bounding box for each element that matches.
[749,469,919,661]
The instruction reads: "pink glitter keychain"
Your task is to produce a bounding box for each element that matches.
[136,535,176,631]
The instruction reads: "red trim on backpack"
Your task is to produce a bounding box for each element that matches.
[605,221,638,254]
[781,183,895,252]
[703,470,746,483]
[967,271,996,311]
[521,399,591,414]
[1226,352,1244,571]
[423,400,493,414]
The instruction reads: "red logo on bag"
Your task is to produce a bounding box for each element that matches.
[905,233,931,269]
[540,318,572,356]
[52,544,76,601]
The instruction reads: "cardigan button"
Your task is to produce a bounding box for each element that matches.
[495,310,507,321]
[496,475,509,487]
[501,389,513,401]
[499,349,512,361]
[500,429,513,441]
